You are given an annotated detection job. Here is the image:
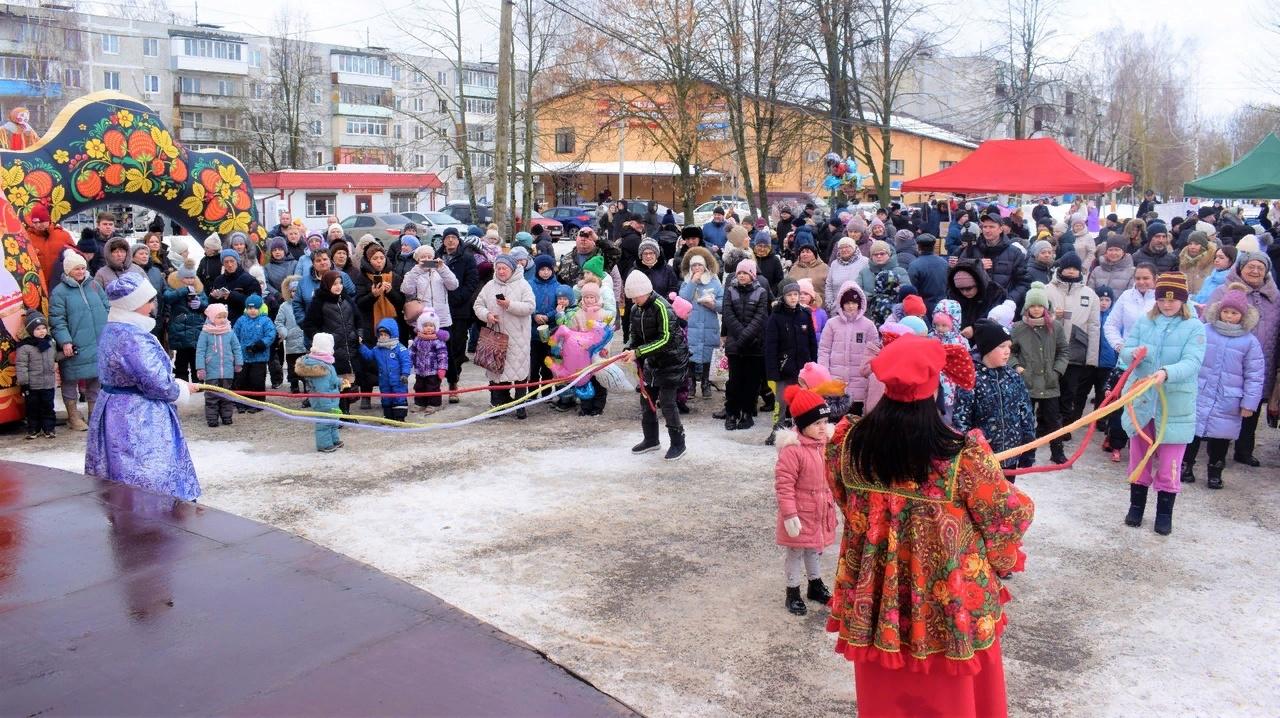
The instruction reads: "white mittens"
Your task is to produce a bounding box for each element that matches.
[784,516,802,538]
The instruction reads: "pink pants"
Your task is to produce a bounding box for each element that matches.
[1128,421,1185,494]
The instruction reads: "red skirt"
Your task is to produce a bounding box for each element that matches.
[852,637,1007,718]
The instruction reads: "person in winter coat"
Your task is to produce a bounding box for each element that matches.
[48,251,110,431]
[621,271,690,459]
[17,313,57,439]
[1061,213,1097,268]
[1133,224,1178,274]
[1184,285,1265,489]
[474,254,535,416]
[958,213,1031,305]
[1193,245,1237,304]
[94,237,145,290]
[208,249,261,322]
[774,386,837,616]
[1088,236,1136,296]
[856,240,910,294]
[751,231,786,291]
[409,310,451,414]
[930,299,970,420]
[907,234,948,310]
[527,254,562,394]
[275,276,307,395]
[1027,240,1055,285]
[678,247,723,398]
[866,269,903,327]
[196,304,243,427]
[824,237,868,313]
[953,319,1037,471]
[302,270,363,415]
[944,209,972,256]
[1089,286,1118,426]
[818,281,879,415]
[635,238,680,298]
[947,261,1008,340]
[796,278,827,337]
[401,244,460,330]
[1103,263,1157,352]
[1206,251,1279,467]
[1178,231,1217,296]
[1009,283,1069,466]
[764,280,819,444]
[263,238,298,295]
[163,261,208,383]
[891,229,918,270]
[1046,253,1101,429]
[1120,272,1206,536]
[720,224,753,280]
[702,208,729,252]
[294,333,345,452]
[232,294,276,413]
[721,259,770,429]
[436,230,479,400]
[786,236,829,307]
[357,317,412,421]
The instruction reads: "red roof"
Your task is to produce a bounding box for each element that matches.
[250,171,443,191]
[901,137,1132,195]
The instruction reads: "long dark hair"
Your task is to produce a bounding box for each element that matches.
[844,397,965,485]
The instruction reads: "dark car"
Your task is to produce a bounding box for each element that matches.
[442,202,493,226]
[544,206,596,232]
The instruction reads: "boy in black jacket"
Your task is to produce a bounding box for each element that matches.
[764,280,818,445]
[621,270,689,461]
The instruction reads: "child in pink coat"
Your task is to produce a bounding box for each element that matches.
[818,280,880,415]
[775,384,838,616]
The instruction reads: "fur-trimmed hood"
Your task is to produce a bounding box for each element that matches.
[165,267,204,294]
[774,423,835,453]
[680,245,720,279]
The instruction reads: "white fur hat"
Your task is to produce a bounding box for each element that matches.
[624,270,653,299]
[310,332,335,355]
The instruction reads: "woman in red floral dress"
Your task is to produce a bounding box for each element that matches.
[826,334,1034,718]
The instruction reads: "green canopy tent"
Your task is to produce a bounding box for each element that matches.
[1183,133,1280,198]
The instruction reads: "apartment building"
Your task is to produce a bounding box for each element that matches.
[0,3,510,204]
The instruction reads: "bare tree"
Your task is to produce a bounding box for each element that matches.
[243,11,325,170]
[514,0,559,223]
[102,0,192,24]
[991,0,1067,139]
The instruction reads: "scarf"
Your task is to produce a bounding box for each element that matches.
[202,318,232,335]
[309,351,334,364]
[376,336,398,349]
[24,335,53,351]
[1023,314,1045,327]
[1211,320,1248,338]
[1057,273,1081,284]
[365,271,397,329]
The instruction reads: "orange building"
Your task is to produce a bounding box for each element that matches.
[533,81,976,210]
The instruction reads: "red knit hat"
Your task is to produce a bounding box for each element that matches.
[902,294,926,317]
[27,204,50,223]
[871,334,975,402]
[784,384,830,430]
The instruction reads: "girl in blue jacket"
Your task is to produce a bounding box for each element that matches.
[359,318,412,421]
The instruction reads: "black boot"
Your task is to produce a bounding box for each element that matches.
[760,392,775,413]
[737,413,754,430]
[1180,461,1196,484]
[806,578,832,604]
[712,407,728,420]
[359,396,372,410]
[724,413,740,431]
[700,363,712,399]
[1124,483,1148,527]
[632,417,661,454]
[785,586,807,616]
[1153,491,1176,535]
[1206,461,1225,490]
[1234,453,1261,467]
[664,426,686,460]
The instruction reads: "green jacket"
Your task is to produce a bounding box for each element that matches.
[1009,318,1068,398]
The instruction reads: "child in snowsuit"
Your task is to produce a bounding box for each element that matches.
[774,384,836,616]
[1009,282,1069,467]
[930,299,969,422]
[17,313,57,439]
[409,310,450,414]
[232,294,276,414]
[295,333,344,452]
[764,280,819,445]
[1184,284,1265,489]
[359,317,412,421]
[953,319,1037,476]
[568,282,614,416]
[195,303,243,427]
[276,275,307,396]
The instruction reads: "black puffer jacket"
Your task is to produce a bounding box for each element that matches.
[442,245,479,323]
[958,236,1030,304]
[637,259,680,299]
[627,293,688,387]
[947,261,1008,334]
[721,281,769,356]
[302,289,362,375]
[763,301,817,382]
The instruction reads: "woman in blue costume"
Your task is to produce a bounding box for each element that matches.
[86,273,201,501]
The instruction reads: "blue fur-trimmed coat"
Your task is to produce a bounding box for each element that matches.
[953,362,1037,470]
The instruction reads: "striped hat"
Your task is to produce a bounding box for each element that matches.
[1155,271,1189,303]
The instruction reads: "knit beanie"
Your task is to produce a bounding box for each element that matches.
[401,236,420,252]
[245,294,264,309]
[638,238,661,257]
[1057,252,1083,274]
[902,294,926,317]
[514,231,533,248]
[1237,250,1271,274]
[1236,233,1260,253]
[869,239,892,257]
[416,309,440,330]
[735,258,758,280]
[25,312,48,334]
[510,246,530,263]
[778,279,800,297]
[896,284,917,302]
[533,253,555,272]
[63,251,87,274]
[1023,281,1050,310]
[848,216,867,234]
[203,235,222,252]
[1146,222,1168,241]
[1154,271,1190,302]
[1105,234,1127,250]
[1186,231,1210,251]
[894,229,914,244]
[783,384,830,431]
[582,255,606,280]
[205,303,228,320]
[328,239,349,259]
[1217,284,1250,316]
[266,237,286,254]
[320,270,343,292]
[310,332,335,357]
[1030,239,1053,258]
[752,229,772,248]
[836,236,856,251]
[494,254,518,273]
[972,318,1011,357]
[624,270,653,299]
[1095,285,1115,301]
[1196,220,1216,237]
[901,316,928,336]
[442,226,460,239]
[219,248,240,264]
[796,277,816,299]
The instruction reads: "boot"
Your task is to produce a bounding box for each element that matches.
[1050,445,1068,465]
[1180,461,1196,483]
[806,578,832,605]
[724,413,740,431]
[1124,483,1148,527]
[737,413,754,430]
[760,392,775,413]
[712,407,728,420]
[631,417,661,454]
[1234,453,1261,468]
[700,364,713,399]
[65,404,88,432]
[359,396,372,410]
[785,586,807,616]
[1153,491,1176,535]
[448,382,460,404]
[765,429,776,446]
[1206,461,1225,490]
[664,427,686,460]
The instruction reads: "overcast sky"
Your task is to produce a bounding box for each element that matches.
[90,0,1276,120]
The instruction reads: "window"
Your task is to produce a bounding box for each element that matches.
[63,68,82,88]
[411,125,425,140]
[102,71,120,90]
[390,193,415,213]
[344,118,387,136]
[180,111,204,127]
[1064,91,1075,117]
[340,88,388,106]
[439,154,448,168]
[0,57,49,81]
[249,49,262,68]
[438,98,448,113]
[311,88,322,103]
[336,54,390,77]
[65,29,82,51]
[414,70,425,83]
[392,64,401,81]
[394,124,403,139]
[461,69,496,87]
[552,128,575,154]
[939,160,956,170]
[182,37,243,61]
[412,97,425,112]
[305,193,337,218]
[144,74,160,93]
[143,38,159,57]
[474,153,493,169]
[394,97,403,110]
[764,156,782,174]
[315,151,324,166]
[101,34,119,55]
[217,79,235,96]
[309,120,324,136]
[413,154,425,168]
[888,159,905,175]
[179,76,202,94]
[465,127,491,143]
[250,82,266,99]
[464,98,496,115]
[437,71,448,85]
[220,114,237,129]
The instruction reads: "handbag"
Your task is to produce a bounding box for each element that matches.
[473,322,508,373]
[403,299,425,323]
[710,347,729,382]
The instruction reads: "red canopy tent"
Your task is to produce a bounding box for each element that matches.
[900,137,1132,195]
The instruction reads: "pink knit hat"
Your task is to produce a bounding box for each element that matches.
[734,259,758,280]
[1217,284,1249,317]
[796,277,816,298]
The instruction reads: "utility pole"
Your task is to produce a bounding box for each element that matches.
[494,0,514,236]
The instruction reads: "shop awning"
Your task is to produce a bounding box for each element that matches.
[900,137,1132,195]
[1184,133,1280,199]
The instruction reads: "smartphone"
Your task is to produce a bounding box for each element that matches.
[495,293,506,301]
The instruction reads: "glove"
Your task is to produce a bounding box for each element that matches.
[400,375,408,387]
[18,384,29,399]
[784,516,802,538]
[248,341,266,353]
[188,296,201,309]
[436,369,446,379]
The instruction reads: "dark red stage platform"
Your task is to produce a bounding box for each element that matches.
[0,460,637,717]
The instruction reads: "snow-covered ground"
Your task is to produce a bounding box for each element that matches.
[7,369,1280,717]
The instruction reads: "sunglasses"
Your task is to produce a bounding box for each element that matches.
[577,230,594,237]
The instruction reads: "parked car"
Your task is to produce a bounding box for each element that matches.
[692,200,752,226]
[442,202,493,226]
[543,206,595,232]
[515,210,564,239]
[619,199,673,221]
[399,211,471,241]
[338,213,413,246]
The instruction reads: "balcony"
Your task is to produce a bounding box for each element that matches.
[174,92,242,109]
[336,102,393,119]
[178,127,239,143]
[462,83,496,99]
[333,71,392,89]
[172,55,248,76]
